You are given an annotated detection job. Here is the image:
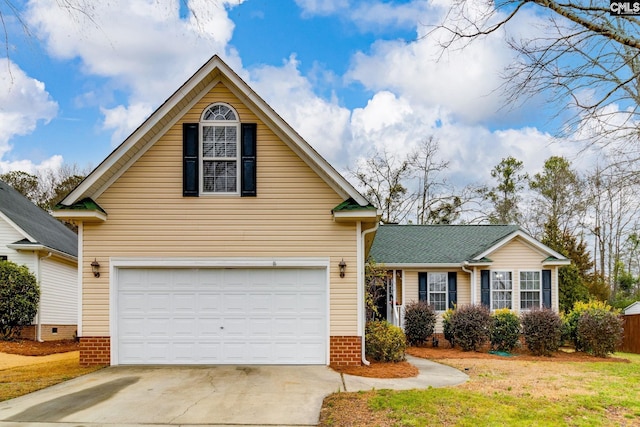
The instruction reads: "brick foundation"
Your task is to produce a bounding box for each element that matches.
[19,325,77,341]
[330,336,362,366]
[79,337,111,366]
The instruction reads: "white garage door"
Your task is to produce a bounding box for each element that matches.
[116,268,327,365]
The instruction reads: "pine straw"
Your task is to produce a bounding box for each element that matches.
[0,339,79,356]
[331,360,419,378]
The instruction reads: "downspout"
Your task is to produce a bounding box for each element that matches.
[462,261,474,305]
[36,252,53,342]
[360,221,380,366]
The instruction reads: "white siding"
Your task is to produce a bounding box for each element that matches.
[0,219,36,269]
[40,257,77,324]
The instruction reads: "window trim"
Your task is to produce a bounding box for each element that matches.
[519,269,542,311]
[199,103,240,195]
[427,271,448,312]
[490,270,513,310]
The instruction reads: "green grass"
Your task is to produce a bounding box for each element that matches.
[321,353,640,426]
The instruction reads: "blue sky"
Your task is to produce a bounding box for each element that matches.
[0,0,598,187]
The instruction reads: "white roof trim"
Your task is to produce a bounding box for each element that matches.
[0,211,35,242]
[61,55,368,207]
[6,243,78,261]
[52,209,107,223]
[473,230,568,262]
[368,263,470,269]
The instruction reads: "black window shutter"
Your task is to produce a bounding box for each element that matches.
[183,123,199,197]
[448,272,457,309]
[481,270,490,307]
[542,269,552,309]
[418,273,427,302]
[241,123,257,197]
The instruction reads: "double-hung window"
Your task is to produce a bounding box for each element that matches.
[201,103,239,194]
[428,273,447,311]
[419,272,457,311]
[491,271,512,310]
[520,271,541,310]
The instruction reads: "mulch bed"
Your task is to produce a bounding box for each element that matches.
[0,339,79,356]
[331,360,419,378]
[407,345,631,363]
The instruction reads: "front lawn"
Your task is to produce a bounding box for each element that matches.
[0,350,103,401]
[319,352,640,426]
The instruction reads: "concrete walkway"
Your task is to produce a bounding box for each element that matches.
[0,355,467,427]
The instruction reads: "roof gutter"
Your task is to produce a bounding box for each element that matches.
[360,221,380,366]
[6,243,77,262]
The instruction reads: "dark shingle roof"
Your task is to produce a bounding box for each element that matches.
[0,180,77,257]
[369,224,521,264]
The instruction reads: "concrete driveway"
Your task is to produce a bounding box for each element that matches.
[0,356,467,426]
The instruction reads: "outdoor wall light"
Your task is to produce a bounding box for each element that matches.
[91,258,101,278]
[339,258,347,278]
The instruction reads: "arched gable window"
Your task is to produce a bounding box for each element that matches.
[201,103,240,194]
[182,104,257,197]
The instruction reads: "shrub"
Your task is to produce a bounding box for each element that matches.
[521,308,562,356]
[564,300,619,351]
[365,320,407,362]
[576,309,623,357]
[403,301,437,346]
[490,308,521,352]
[442,308,455,348]
[448,304,491,351]
[0,260,40,339]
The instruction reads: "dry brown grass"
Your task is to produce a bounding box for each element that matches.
[0,352,103,401]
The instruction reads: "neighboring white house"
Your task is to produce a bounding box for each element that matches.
[624,301,640,315]
[0,180,78,341]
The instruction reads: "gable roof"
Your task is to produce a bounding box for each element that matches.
[57,55,369,209]
[0,180,77,258]
[369,224,568,266]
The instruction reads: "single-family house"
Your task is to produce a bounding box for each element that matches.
[0,180,78,340]
[53,55,380,366]
[369,224,570,329]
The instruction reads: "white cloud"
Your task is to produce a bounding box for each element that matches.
[101,103,155,146]
[294,0,349,16]
[346,86,582,189]
[0,58,58,160]
[25,0,244,143]
[249,56,351,163]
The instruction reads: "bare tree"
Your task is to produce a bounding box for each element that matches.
[408,137,455,224]
[437,1,640,150]
[585,165,640,296]
[0,163,88,211]
[349,148,414,224]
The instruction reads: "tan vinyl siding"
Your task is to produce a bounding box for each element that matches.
[471,237,559,312]
[82,81,358,336]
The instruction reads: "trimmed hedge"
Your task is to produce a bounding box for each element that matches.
[0,260,40,339]
[521,308,562,356]
[490,309,521,352]
[576,309,623,357]
[365,320,407,362]
[403,301,437,346]
[448,304,491,351]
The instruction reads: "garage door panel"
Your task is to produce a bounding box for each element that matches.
[197,294,223,313]
[148,293,172,312]
[117,267,326,364]
[147,318,171,337]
